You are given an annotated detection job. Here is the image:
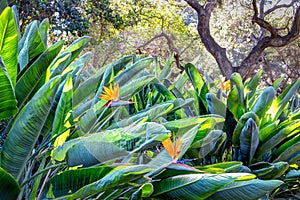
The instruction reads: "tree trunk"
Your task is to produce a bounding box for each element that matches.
[185,0,300,79]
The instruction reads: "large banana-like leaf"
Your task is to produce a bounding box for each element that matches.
[0,167,20,200]
[229,73,245,118]
[163,114,224,134]
[16,40,64,106]
[232,111,260,147]
[0,76,60,181]
[0,7,18,86]
[207,179,283,200]
[18,20,46,70]
[256,162,289,180]
[227,86,240,120]
[53,122,170,166]
[39,18,49,46]
[206,93,226,117]
[274,141,300,163]
[59,36,90,65]
[251,86,275,119]
[72,55,133,107]
[119,75,156,100]
[185,63,204,95]
[0,57,17,119]
[239,118,259,164]
[51,74,73,146]
[49,52,72,78]
[42,166,113,198]
[266,78,300,121]
[152,173,254,199]
[197,161,243,173]
[273,134,300,159]
[109,102,174,129]
[286,169,300,180]
[114,57,153,85]
[192,130,225,154]
[153,82,177,100]
[158,54,173,81]
[244,69,262,100]
[256,119,300,158]
[63,165,152,199]
[185,63,208,113]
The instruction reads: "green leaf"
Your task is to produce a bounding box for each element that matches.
[65,165,152,199]
[207,179,283,200]
[0,76,60,181]
[0,167,20,200]
[42,166,113,198]
[192,130,225,156]
[0,7,18,86]
[163,114,224,134]
[39,18,49,46]
[16,40,64,106]
[153,82,176,100]
[53,122,170,166]
[59,36,90,65]
[185,63,204,95]
[257,162,289,180]
[206,93,226,117]
[229,73,245,118]
[0,57,17,119]
[109,102,174,129]
[152,173,240,199]
[273,134,300,159]
[18,20,46,70]
[249,162,274,177]
[274,141,300,163]
[267,78,300,121]
[11,5,20,39]
[244,69,262,99]
[130,183,153,199]
[114,57,153,85]
[286,169,300,179]
[232,112,260,148]
[120,75,156,100]
[185,63,208,113]
[52,74,73,137]
[272,77,284,91]
[256,119,300,158]
[251,86,275,119]
[158,54,173,81]
[239,118,259,164]
[197,161,243,173]
[227,86,239,120]
[72,55,133,107]
[29,155,46,200]
[49,52,72,79]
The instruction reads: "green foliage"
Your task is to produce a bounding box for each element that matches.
[1,5,299,199]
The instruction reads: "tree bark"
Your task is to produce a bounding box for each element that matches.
[185,0,300,79]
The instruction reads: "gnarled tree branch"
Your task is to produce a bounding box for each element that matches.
[185,0,234,77]
[185,0,300,79]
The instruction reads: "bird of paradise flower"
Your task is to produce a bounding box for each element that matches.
[99,83,133,107]
[162,136,183,163]
[162,135,197,164]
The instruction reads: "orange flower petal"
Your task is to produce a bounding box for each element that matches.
[162,136,182,162]
[99,83,120,102]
